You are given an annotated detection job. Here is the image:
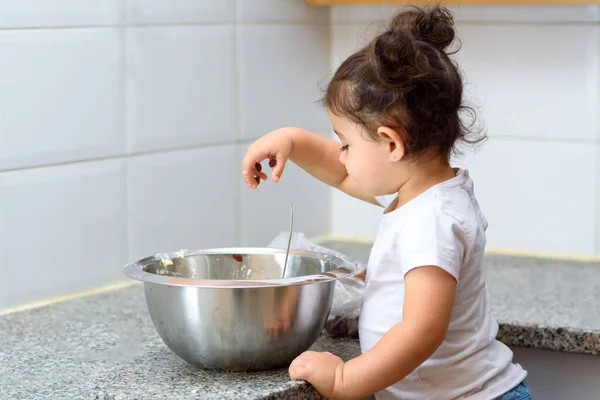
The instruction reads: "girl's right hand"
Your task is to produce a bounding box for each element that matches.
[242,128,294,189]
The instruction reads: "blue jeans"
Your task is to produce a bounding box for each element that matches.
[496,380,532,400]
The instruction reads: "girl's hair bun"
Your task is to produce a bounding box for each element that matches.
[392,5,455,52]
[324,5,485,160]
[367,5,456,89]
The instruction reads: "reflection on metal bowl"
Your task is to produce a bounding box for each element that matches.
[123,247,356,371]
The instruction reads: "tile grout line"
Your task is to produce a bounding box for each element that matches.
[0,281,142,317]
[595,26,600,255]
[0,139,257,175]
[121,3,132,266]
[3,134,597,176]
[234,1,243,247]
[0,20,332,32]
[326,6,335,237]
[2,238,598,317]
[121,0,127,25]
[486,136,598,144]
[331,20,600,27]
[311,234,600,262]
[595,143,600,255]
[2,15,596,33]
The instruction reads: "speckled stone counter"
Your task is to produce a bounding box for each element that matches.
[321,241,600,356]
[0,285,360,400]
[2,245,600,400]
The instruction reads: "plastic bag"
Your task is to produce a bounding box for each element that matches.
[267,232,365,338]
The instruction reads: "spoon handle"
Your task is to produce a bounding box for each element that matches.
[281,202,294,278]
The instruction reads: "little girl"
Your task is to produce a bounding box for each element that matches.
[242,6,531,400]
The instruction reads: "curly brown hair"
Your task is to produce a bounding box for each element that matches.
[324,5,485,159]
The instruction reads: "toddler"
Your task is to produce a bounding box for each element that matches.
[242,6,531,400]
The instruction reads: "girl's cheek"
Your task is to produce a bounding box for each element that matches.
[346,159,360,178]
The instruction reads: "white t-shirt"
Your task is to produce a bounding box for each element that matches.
[358,169,526,400]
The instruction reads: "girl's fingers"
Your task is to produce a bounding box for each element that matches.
[289,362,309,381]
[242,156,262,188]
[242,153,286,187]
[242,166,256,188]
[271,155,286,183]
[255,164,267,184]
[243,166,267,188]
[254,162,268,180]
[242,153,261,179]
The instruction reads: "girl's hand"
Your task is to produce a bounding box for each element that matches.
[289,351,345,399]
[242,129,293,189]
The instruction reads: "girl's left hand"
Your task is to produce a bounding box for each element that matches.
[289,351,344,398]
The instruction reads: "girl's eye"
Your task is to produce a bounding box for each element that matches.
[340,145,349,151]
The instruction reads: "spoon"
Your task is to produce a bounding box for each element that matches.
[281,202,294,278]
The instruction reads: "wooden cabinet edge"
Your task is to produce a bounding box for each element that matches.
[306,0,600,5]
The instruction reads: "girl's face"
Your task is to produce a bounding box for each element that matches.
[328,110,404,196]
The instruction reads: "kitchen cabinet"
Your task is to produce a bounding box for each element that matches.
[512,347,600,399]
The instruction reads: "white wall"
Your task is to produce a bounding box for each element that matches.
[4,2,598,309]
[0,0,331,309]
[329,5,600,256]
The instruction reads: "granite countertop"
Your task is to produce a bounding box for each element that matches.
[0,284,360,400]
[2,242,600,400]
[321,241,600,356]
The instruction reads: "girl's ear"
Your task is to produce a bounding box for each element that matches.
[377,126,406,162]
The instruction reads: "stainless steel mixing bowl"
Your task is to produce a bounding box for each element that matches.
[123,247,356,371]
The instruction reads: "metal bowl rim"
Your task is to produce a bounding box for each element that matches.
[123,247,357,288]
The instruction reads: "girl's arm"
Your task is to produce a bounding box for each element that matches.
[289,265,456,400]
[334,266,457,399]
[242,127,379,206]
[287,128,378,206]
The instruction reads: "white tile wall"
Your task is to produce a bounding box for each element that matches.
[126,0,234,24]
[331,189,382,239]
[330,6,384,23]
[447,5,600,22]
[0,29,125,171]
[467,139,597,255]
[0,0,122,28]
[126,26,236,153]
[238,143,329,247]
[127,145,238,261]
[332,138,600,255]
[237,0,328,23]
[331,22,383,68]
[237,24,330,139]
[329,5,600,256]
[10,1,597,309]
[0,160,127,308]
[456,24,599,141]
[0,1,332,309]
